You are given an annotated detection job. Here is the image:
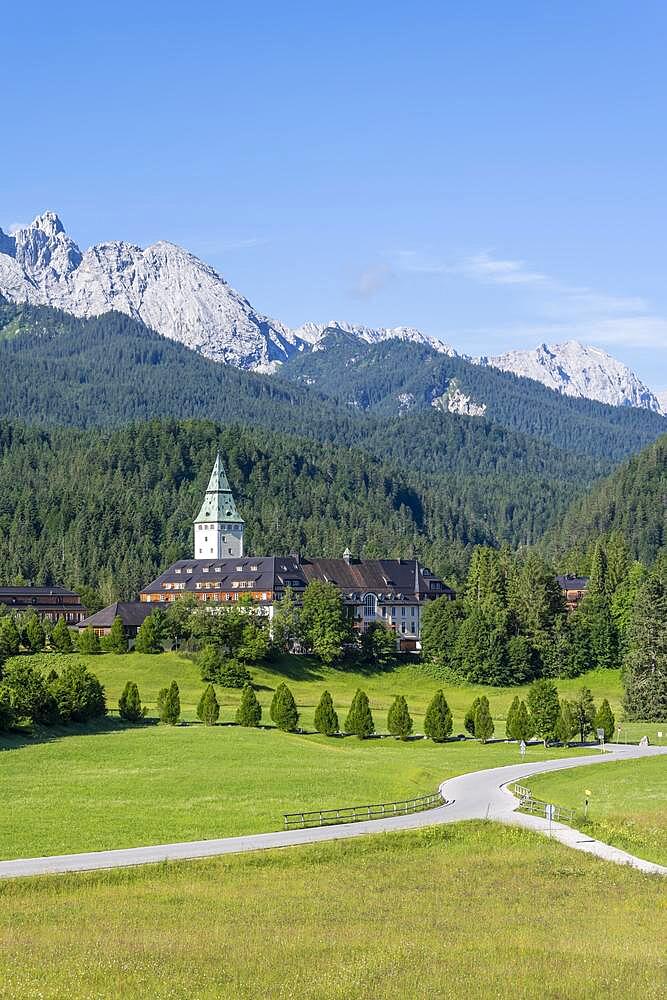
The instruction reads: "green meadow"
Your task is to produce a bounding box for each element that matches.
[0,823,665,1000]
[528,755,667,866]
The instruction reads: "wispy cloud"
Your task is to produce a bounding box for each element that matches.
[352,263,394,298]
[455,251,547,285]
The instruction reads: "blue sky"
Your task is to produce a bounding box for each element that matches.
[3,1,667,389]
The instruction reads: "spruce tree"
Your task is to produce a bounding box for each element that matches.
[464,697,481,736]
[513,700,533,742]
[623,576,667,721]
[25,614,46,653]
[344,689,375,739]
[314,690,339,736]
[156,687,168,716]
[77,627,101,655]
[505,695,520,739]
[270,682,299,732]
[387,695,413,740]
[236,683,262,727]
[106,616,129,654]
[134,613,163,654]
[0,616,20,660]
[594,698,615,741]
[197,684,220,726]
[51,617,73,653]
[555,699,576,743]
[474,697,494,742]
[160,680,180,725]
[527,679,560,746]
[118,680,144,722]
[423,689,453,742]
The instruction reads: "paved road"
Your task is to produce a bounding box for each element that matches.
[1,743,664,879]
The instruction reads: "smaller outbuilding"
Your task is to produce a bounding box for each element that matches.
[557,575,589,611]
[77,601,168,639]
[0,585,86,624]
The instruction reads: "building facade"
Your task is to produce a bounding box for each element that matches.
[557,575,589,611]
[0,585,86,624]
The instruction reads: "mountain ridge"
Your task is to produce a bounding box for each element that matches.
[0,212,662,412]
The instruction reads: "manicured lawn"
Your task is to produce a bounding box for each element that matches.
[527,755,667,866]
[0,721,577,860]
[1,823,665,1000]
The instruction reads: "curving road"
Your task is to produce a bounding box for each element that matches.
[1,743,665,879]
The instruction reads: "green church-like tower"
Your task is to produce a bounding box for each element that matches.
[193,453,245,559]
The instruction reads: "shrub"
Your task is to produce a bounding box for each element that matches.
[236,683,262,727]
[0,685,16,730]
[464,697,481,736]
[555,699,577,743]
[134,613,164,654]
[474,697,494,742]
[314,690,339,736]
[505,695,520,739]
[423,690,453,742]
[594,698,615,742]
[160,681,180,725]
[512,700,533,742]
[270,682,299,732]
[344,689,375,739]
[118,681,144,722]
[0,616,20,661]
[25,614,46,653]
[104,616,129,654]
[197,645,251,688]
[527,679,560,746]
[156,687,168,716]
[197,684,220,726]
[387,695,413,740]
[51,662,106,722]
[1,659,59,724]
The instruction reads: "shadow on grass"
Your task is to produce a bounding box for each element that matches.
[0,715,159,753]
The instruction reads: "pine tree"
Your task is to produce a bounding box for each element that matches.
[313,690,339,736]
[77,626,101,655]
[270,682,299,732]
[160,680,180,725]
[464,697,481,736]
[555,699,576,743]
[423,689,453,742]
[387,695,413,740]
[105,616,129,654]
[505,695,520,739]
[50,617,73,653]
[623,576,667,722]
[474,697,494,742]
[236,683,262,727]
[25,614,46,653]
[344,689,375,739]
[527,679,560,747]
[197,684,220,726]
[118,680,144,722]
[594,698,615,741]
[571,686,596,743]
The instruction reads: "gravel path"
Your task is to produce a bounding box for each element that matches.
[1,743,664,879]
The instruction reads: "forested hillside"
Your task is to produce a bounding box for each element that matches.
[545,433,666,567]
[282,330,666,461]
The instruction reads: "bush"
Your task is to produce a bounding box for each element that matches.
[118,681,145,722]
[236,683,262,727]
[50,618,73,653]
[197,645,251,688]
[423,690,453,742]
[464,697,481,736]
[0,685,16,730]
[197,684,220,725]
[474,697,494,742]
[156,687,168,716]
[51,662,107,722]
[270,682,299,732]
[0,616,20,661]
[135,613,164,654]
[160,681,180,725]
[594,698,615,742]
[1,659,59,724]
[25,614,46,653]
[387,695,413,740]
[314,690,339,736]
[344,689,375,739]
[104,616,129,654]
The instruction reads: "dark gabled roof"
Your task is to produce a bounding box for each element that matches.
[0,585,80,599]
[300,558,452,597]
[78,601,168,630]
[140,556,304,596]
[556,575,589,590]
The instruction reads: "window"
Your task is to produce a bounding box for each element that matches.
[401,607,406,617]
[391,607,396,617]
[236,565,243,572]
[363,594,377,617]
[411,606,415,617]
[250,564,259,571]
[202,566,209,573]
[401,623,406,633]
[410,622,416,634]
[175,568,181,574]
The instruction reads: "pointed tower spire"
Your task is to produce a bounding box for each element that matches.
[194,453,244,560]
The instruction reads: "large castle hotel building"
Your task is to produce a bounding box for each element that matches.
[83,454,454,651]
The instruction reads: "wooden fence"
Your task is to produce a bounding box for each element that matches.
[511,783,576,823]
[284,790,447,830]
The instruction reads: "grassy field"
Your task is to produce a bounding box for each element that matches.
[0,720,579,860]
[68,650,660,740]
[528,755,667,866]
[0,822,665,1000]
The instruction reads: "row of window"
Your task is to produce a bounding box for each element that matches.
[196,523,242,531]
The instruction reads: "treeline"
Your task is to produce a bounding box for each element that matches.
[421,537,666,691]
[545,433,666,567]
